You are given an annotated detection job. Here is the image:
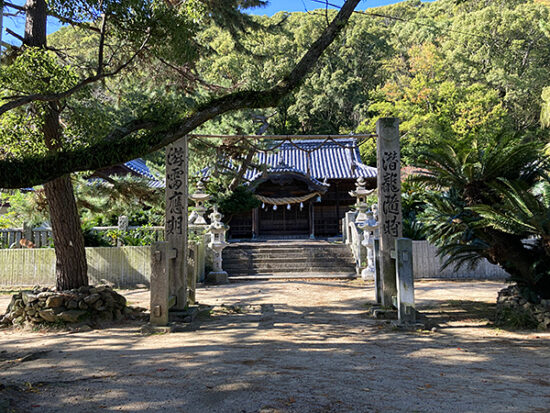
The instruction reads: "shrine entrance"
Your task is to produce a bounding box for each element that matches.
[149,118,417,329]
[258,204,309,237]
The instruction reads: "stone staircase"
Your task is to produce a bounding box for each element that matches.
[222,241,357,280]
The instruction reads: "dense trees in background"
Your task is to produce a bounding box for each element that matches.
[194,0,550,162]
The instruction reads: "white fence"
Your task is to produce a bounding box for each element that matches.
[412,241,508,279]
[0,242,206,288]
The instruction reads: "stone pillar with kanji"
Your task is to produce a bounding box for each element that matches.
[165,137,189,310]
[376,118,402,307]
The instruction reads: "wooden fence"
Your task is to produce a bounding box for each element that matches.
[0,227,53,248]
[0,225,165,248]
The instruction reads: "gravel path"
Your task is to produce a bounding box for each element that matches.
[1,280,549,413]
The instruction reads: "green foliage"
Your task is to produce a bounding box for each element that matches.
[497,306,539,330]
[82,224,112,247]
[401,178,429,240]
[0,190,49,227]
[415,135,550,298]
[1,174,164,231]
[211,185,260,217]
[104,226,162,247]
[75,175,164,227]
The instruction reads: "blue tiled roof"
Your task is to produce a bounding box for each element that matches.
[125,159,156,181]
[244,138,376,182]
[247,161,329,188]
[124,159,165,188]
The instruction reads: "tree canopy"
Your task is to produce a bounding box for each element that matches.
[0,0,361,189]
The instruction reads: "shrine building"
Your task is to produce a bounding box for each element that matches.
[228,138,376,239]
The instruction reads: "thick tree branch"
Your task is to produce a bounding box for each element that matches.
[6,28,24,42]
[97,13,107,75]
[4,2,26,11]
[47,11,101,33]
[0,0,360,189]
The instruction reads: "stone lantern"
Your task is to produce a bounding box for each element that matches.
[349,177,374,223]
[358,208,379,279]
[189,179,211,226]
[206,205,229,284]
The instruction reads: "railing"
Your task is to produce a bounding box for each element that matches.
[0,224,166,248]
[0,227,53,248]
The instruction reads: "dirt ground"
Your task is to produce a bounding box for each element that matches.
[1,279,550,413]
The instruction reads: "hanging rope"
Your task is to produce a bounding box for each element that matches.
[254,192,320,206]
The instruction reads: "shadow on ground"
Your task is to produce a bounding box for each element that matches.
[1,280,549,413]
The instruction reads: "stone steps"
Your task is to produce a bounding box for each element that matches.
[229,273,356,280]
[222,242,356,279]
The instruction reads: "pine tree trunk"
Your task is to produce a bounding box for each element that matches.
[24,0,89,290]
[44,176,88,290]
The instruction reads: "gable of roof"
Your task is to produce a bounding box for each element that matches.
[243,138,376,182]
[123,159,165,188]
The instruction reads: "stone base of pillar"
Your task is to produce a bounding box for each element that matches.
[361,268,374,281]
[206,271,229,284]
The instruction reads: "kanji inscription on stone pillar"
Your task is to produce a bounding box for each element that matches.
[165,137,189,310]
[376,118,402,307]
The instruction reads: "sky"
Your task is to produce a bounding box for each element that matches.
[1,0,435,46]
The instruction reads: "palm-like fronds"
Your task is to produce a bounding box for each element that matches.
[470,178,550,240]
[419,189,488,270]
[415,135,550,298]
[412,136,543,197]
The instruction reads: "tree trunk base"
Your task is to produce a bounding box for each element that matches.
[44,175,88,290]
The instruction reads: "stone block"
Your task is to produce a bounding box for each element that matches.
[140,323,175,334]
[113,309,123,321]
[45,296,65,308]
[372,308,397,320]
[39,309,59,323]
[59,310,87,323]
[22,292,38,305]
[206,271,229,284]
[84,293,101,305]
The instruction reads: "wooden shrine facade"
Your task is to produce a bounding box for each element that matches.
[227,138,377,239]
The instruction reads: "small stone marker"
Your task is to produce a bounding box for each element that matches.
[150,242,169,326]
[165,137,189,310]
[376,118,402,307]
[117,215,129,246]
[373,238,382,304]
[395,238,415,324]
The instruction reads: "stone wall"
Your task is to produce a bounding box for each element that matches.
[1,285,128,327]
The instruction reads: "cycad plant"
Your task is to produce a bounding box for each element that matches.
[415,136,550,301]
